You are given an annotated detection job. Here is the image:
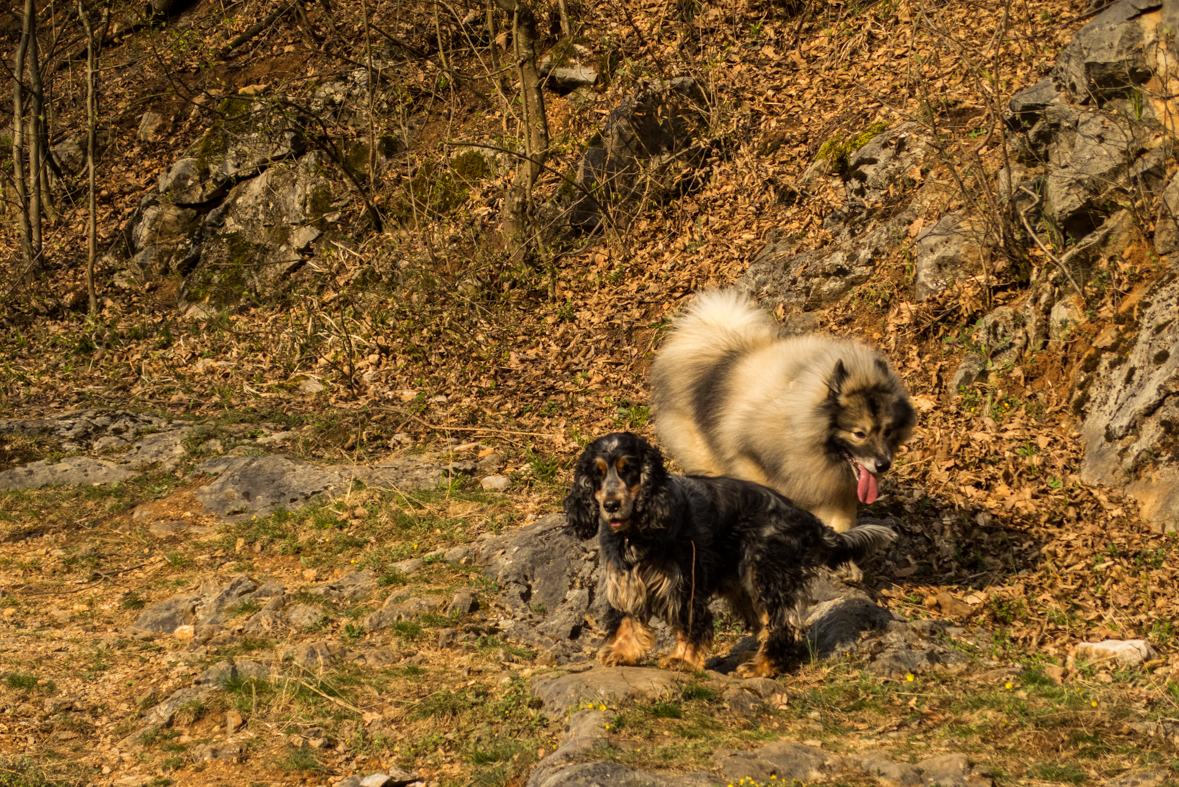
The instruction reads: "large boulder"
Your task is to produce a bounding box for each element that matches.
[569,77,710,230]
[181,153,334,308]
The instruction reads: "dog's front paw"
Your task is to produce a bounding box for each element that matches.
[599,647,640,667]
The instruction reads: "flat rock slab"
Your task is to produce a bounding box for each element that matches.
[122,429,192,471]
[0,456,138,491]
[530,666,685,717]
[528,709,714,787]
[530,761,715,787]
[192,454,346,520]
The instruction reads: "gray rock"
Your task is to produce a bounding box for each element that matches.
[913,213,980,301]
[1049,293,1086,344]
[1052,0,1160,105]
[198,575,259,625]
[806,593,896,659]
[444,545,471,563]
[530,761,713,787]
[447,589,477,617]
[288,604,326,629]
[390,558,425,576]
[137,110,166,142]
[191,454,345,521]
[950,353,989,392]
[843,123,931,203]
[480,474,511,491]
[1154,171,1179,255]
[722,685,763,718]
[743,201,920,312]
[1075,638,1158,667]
[569,78,709,230]
[123,685,216,745]
[917,752,971,787]
[183,153,331,307]
[122,429,191,470]
[290,640,343,667]
[477,513,608,658]
[159,158,230,206]
[312,570,378,601]
[190,741,242,762]
[354,456,449,491]
[528,708,714,787]
[529,666,684,717]
[715,740,842,784]
[540,45,599,91]
[129,591,202,635]
[360,771,421,787]
[362,595,445,630]
[194,659,268,687]
[1044,111,1160,238]
[862,619,970,677]
[1005,76,1064,129]
[1106,770,1171,787]
[852,754,923,787]
[129,576,260,635]
[0,456,137,491]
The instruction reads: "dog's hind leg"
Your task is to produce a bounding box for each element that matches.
[599,613,655,667]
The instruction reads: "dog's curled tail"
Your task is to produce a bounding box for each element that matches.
[825,522,896,567]
[672,289,779,346]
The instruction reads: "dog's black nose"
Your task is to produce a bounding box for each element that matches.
[603,499,621,513]
[876,458,891,473]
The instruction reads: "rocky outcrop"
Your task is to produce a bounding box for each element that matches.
[1000,0,1179,530]
[766,0,1179,530]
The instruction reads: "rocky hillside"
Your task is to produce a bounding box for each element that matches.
[2,0,1179,786]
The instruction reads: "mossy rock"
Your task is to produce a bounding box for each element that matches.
[817,121,889,175]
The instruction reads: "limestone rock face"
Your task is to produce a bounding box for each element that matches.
[1074,275,1179,531]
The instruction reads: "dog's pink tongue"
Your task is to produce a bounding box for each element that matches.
[857,465,879,504]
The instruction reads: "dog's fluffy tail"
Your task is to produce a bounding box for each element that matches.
[670,289,779,347]
[824,522,896,566]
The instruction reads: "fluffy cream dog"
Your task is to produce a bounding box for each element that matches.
[650,289,914,533]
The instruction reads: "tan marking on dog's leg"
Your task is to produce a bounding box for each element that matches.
[659,630,709,671]
[736,646,779,678]
[599,617,654,667]
[755,610,771,643]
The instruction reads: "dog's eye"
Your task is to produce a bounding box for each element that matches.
[853,430,866,439]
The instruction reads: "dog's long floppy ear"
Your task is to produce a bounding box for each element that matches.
[827,359,848,399]
[632,434,672,523]
[563,443,601,540]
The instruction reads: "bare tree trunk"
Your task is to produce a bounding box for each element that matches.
[496,0,549,255]
[557,0,571,39]
[78,0,108,315]
[11,1,34,270]
[27,5,49,248]
[360,0,377,181]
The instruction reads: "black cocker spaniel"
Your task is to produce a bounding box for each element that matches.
[564,432,895,677]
